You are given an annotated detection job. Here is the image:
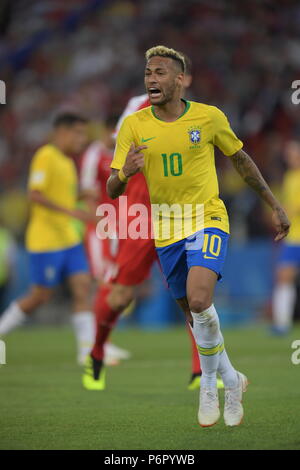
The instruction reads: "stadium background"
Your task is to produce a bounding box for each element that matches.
[1,0,300,329]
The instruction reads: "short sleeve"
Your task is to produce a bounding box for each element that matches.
[28,148,51,191]
[111,116,135,170]
[210,106,243,156]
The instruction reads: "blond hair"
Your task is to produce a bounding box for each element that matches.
[145,45,186,72]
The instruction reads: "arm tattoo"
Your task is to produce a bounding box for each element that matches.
[230,149,268,195]
[107,169,127,199]
[244,176,268,193]
[229,149,278,209]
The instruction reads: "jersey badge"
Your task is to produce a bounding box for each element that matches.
[188,126,201,145]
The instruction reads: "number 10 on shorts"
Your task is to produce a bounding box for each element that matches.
[203,233,222,258]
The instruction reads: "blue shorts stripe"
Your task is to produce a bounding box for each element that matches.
[277,243,300,266]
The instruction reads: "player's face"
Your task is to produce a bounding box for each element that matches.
[62,123,88,155]
[144,56,184,105]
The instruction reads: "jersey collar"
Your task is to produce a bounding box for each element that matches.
[151,99,191,122]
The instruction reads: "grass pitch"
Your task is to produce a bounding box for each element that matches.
[0,324,300,450]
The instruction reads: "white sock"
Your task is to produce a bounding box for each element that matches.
[191,304,221,390]
[0,302,27,336]
[273,283,296,329]
[71,311,96,364]
[218,332,238,389]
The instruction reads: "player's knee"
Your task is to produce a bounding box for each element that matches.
[109,285,134,311]
[188,294,211,314]
[73,285,89,302]
[115,292,134,311]
[276,267,296,285]
[32,288,52,307]
[71,276,91,302]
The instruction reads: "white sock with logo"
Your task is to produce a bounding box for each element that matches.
[0,302,27,336]
[273,283,296,330]
[191,304,221,389]
[71,311,96,365]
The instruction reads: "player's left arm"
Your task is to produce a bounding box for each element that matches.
[229,148,290,241]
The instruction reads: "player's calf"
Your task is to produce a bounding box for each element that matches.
[19,285,53,313]
[0,286,53,336]
[107,284,135,312]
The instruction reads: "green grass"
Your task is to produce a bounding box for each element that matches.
[0,324,300,450]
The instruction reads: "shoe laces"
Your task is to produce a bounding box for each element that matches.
[225,386,241,412]
[200,388,218,410]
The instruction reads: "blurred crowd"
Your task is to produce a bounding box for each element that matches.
[1,0,300,243]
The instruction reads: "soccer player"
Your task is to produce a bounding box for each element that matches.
[96,56,215,389]
[272,140,300,334]
[82,57,211,391]
[0,113,96,364]
[80,116,120,284]
[80,116,131,365]
[104,46,289,427]
[82,145,157,391]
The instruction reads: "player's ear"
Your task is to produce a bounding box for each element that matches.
[183,74,192,88]
[176,72,184,87]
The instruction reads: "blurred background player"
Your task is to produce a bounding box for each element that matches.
[80,115,131,365]
[82,122,156,390]
[0,220,17,311]
[0,113,96,364]
[272,140,300,334]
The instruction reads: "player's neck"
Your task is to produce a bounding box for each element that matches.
[153,98,186,122]
[51,139,69,156]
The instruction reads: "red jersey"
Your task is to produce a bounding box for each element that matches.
[115,94,150,135]
[116,94,152,230]
[81,94,152,237]
[80,141,115,207]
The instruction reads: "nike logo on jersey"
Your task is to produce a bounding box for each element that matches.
[141,137,156,142]
[203,254,218,260]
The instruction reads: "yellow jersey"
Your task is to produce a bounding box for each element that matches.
[111,100,243,247]
[282,168,300,244]
[26,144,81,252]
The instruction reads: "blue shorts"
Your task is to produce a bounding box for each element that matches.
[28,243,89,288]
[156,228,229,299]
[277,243,300,266]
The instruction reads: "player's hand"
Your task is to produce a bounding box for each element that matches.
[122,143,147,177]
[272,206,290,241]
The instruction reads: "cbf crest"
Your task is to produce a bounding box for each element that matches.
[188,126,201,145]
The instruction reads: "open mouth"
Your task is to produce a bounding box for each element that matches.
[148,87,162,99]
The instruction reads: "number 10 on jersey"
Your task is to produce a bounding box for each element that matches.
[161,153,183,176]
